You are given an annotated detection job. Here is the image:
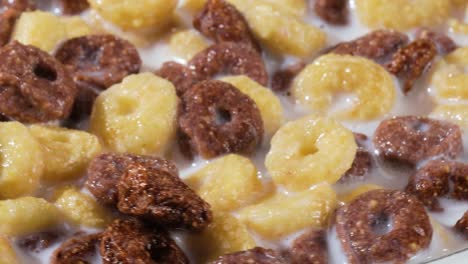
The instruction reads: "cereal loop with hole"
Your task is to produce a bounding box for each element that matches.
[292,54,396,121]
[431,47,468,101]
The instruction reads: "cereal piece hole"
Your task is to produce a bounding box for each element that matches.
[116,97,138,116]
[215,108,232,125]
[299,143,318,157]
[411,121,430,133]
[34,63,57,82]
[370,213,393,236]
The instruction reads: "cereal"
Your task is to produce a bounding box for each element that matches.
[292,54,396,120]
[355,0,452,30]
[454,211,468,239]
[0,122,43,198]
[169,30,209,61]
[51,234,100,264]
[186,154,268,211]
[239,184,338,238]
[431,104,468,129]
[221,75,284,136]
[0,197,60,236]
[229,0,306,18]
[62,17,93,39]
[54,187,112,228]
[336,190,433,263]
[67,86,99,122]
[59,0,89,14]
[290,229,328,264]
[55,34,141,91]
[431,47,468,101]
[271,62,306,92]
[88,0,177,31]
[314,0,348,25]
[29,125,102,182]
[85,153,178,206]
[0,42,77,123]
[386,39,437,94]
[0,0,34,46]
[194,0,260,51]
[181,0,208,13]
[340,133,373,182]
[213,247,286,264]
[90,73,178,155]
[416,28,457,55]
[373,116,463,166]
[100,219,188,264]
[339,184,383,203]
[18,231,61,253]
[406,160,468,211]
[178,80,263,159]
[265,115,356,191]
[155,61,202,96]
[189,42,268,86]
[0,236,19,264]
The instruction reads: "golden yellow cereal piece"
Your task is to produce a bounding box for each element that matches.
[0,236,19,264]
[62,17,93,39]
[186,154,270,211]
[292,54,396,120]
[169,29,209,61]
[0,197,60,236]
[239,184,337,238]
[265,115,356,191]
[221,75,284,136]
[430,104,468,130]
[90,73,178,155]
[452,0,468,6]
[449,19,468,34]
[228,0,306,18]
[431,47,468,101]
[339,184,383,203]
[180,0,207,13]
[189,211,256,262]
[0,122,43,199]
[54,187,111,228]
[30,125,101,182]
[88,0,177,30]
[355,0,451,30]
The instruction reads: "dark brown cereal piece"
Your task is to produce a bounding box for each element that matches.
[314,0,348,25]
[189,42,268,86]
[454,211,468,240]
[406,160,468,211]
[194,0,260,51]
[117,162,212,231]
[155,61,202,96]
[331,30,409,63]
[59,0,89,15]
[373,116,463,167]
[0,41,77,123]
[416,28,457,55]
[386,39,437,94]
[178,80,264,159]
[290,229,328,264]
[67,85,99,122]
[85,153,178,206]
[340,133,373,182]
[100,219,188,264]
[18,231,62,253]
[336,189,432,264]
[271,62,306,92]
[51,234,100,264]
[212,247,286,264]
[55,34,141,91]
[0,0,35,46]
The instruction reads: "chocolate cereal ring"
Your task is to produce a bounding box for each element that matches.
[189,42,268,86]
[178,80,264,159]
[455,211,468,240]
[51,234,100,264]
[336,189,433,263]
[155,61,202,96]
[373,116,463,166]
[212,247,286,264]
[0,0,34,46]
[406,160,468,211]
[0,41,77,122]
[340,133,373,183]
[290,229,328,264]
[59,0,89,15]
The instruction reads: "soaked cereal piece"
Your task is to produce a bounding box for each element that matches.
[431,47,468,101]
[0,236,19,264]
[178,80,263,159]
[85,152,178,206]
[90,73,178,155]
[314,0,348,25]
[189,211,256,263]
[55,34,141,91]
[355,0,451,30]
[51,234,100,264]
[416,28,457,55]
[189,42,268,86]
[221,75,284,136]
[30,125,101,182]
[0,122,43,198]
[339,184,383,203]
[271,61,306,92]
[0,42,76,122]
[186,154,269,211]
[330,30,409,63]
[169,30,209,61]
[431,104,468,130]
[155,61,202,96]
[292,54,396,120]
[194,0,260,51]
[18,231,62,253]
[54,187,112,228]
[386,39,437,94]
[373,116,463,166]
[340,133,373,182]
[0,197,60,236]
[239,184,338,238]
[0,0,34,46]
[290,229,328,264]
[100,219,188,264]
[59,0,89,14]
[265,115,356,191]
[88,0,177,31]
[336,190,433,263]
[454,211,468,239]
[213,247,286,264]
[406,160,468,211]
